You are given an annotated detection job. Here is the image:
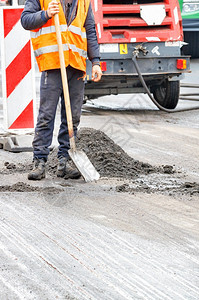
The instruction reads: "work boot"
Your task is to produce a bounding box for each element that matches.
[57,156,81,179]
[28,158,46,180]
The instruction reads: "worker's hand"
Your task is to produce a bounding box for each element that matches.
[47,0,60,18]
[92,65,102,82]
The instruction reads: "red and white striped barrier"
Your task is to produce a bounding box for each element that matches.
[0,6,35,132]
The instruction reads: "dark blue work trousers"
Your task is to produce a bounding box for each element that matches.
[33,66,84,161]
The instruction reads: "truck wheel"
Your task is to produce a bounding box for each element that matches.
[183,32,199,58]
[152,80,180,109]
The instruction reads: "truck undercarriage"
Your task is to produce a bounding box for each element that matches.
[85,0,190,110]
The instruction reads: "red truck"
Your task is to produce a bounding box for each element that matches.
[85,0,190,110]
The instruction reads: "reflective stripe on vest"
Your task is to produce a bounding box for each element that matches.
[34,43,87,58]
[30,24,86,40]
[30,25,67,39]
[69,25,87,39]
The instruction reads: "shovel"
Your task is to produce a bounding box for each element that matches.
[54,13,100,182]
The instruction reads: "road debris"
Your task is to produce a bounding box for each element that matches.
[0,182,63,193]
[0,128,198,198]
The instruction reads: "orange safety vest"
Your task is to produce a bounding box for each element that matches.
[30,0,90,72]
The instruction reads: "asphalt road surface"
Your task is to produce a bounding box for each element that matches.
[0,60,199,299]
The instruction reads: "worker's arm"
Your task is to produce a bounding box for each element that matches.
[84,3,102,82]
[84,4,100,63]
[21,0,58,30]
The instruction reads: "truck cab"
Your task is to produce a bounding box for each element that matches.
[85,0,190,110]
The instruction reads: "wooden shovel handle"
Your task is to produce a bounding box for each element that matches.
[54,13,76,151]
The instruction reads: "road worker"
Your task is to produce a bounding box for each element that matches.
[21,0,102,180]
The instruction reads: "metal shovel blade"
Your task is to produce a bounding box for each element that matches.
[68,149,100,182]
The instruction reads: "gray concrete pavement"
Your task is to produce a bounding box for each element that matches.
[0,60,199,299]
[1,186,199,299]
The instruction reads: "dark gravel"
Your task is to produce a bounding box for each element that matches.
[1,128,198,197]
[75,128,171,179]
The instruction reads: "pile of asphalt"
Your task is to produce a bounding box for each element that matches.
[2,127,198,197]
[1,128,174,180]
[76,128,174,177]
[47,128,172,179]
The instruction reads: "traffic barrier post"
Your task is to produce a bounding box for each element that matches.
[0,5,36,151]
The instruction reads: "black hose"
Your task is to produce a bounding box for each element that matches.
[180,97,199,101]
[132,55,199,113]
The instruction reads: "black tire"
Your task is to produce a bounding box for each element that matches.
[183,31,199,58]
[153,80,180,109]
